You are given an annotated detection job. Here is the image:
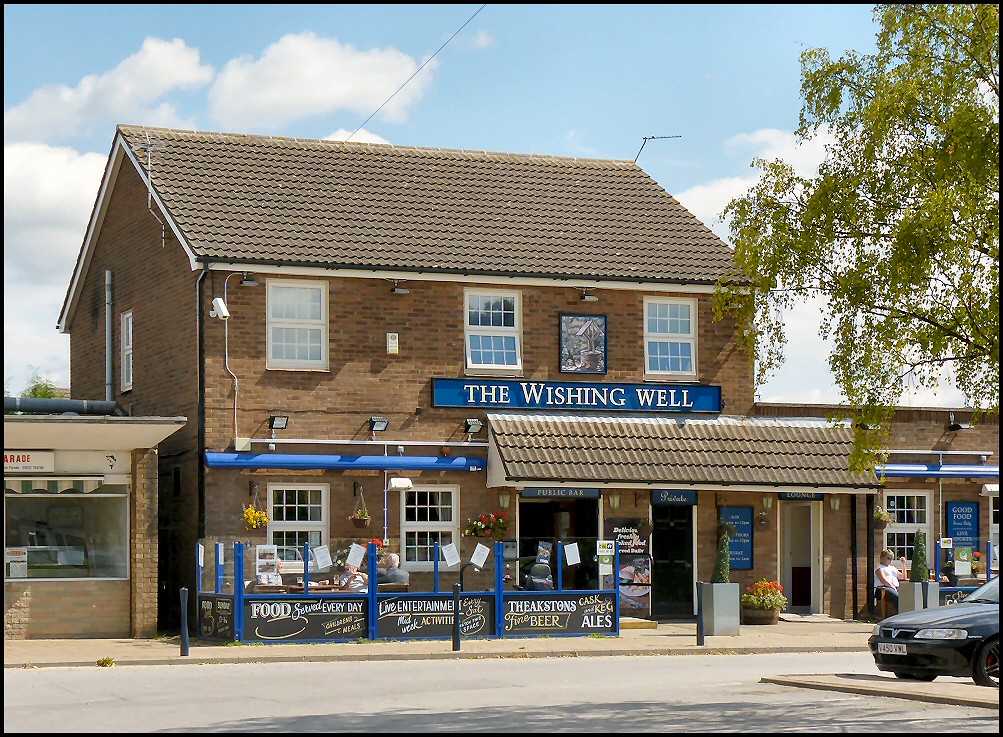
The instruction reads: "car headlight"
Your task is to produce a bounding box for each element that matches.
[913,628,968,640]
[872,625,881,636]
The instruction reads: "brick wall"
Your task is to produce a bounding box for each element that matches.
[4,581,131,639]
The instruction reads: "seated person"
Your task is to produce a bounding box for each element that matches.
[338,564,368,592]
[874,548,905,612]
[377,553,410,585]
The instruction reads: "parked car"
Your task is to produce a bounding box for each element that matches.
[868,576,998,687]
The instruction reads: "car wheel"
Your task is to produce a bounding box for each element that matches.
[972,636,999,688]
[893,672,937,682]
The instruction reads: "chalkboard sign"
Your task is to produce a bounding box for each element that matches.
[242,596,368,642]
[945,502,979,551]
[199,595,235,641]
[719,506,753,570]
[376,594,495,639]
[502,592,617,636]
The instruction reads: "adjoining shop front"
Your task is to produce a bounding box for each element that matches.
[483,407,885,620]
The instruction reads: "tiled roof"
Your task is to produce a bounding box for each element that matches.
[117,125,739,284]
[487,413,879,488]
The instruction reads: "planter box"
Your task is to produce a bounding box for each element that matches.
[899,581,939,612]
[741,608,780,625]
[698,582,740,636]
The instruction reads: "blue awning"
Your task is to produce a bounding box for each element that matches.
[205,453,485,472]
[875,464,1000,480]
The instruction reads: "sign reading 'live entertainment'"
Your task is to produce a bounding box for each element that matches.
[432,378,722,413]
[243,596,368,642]
[502,592,617,636]
[199,595,235,641]
[377,594,495,639]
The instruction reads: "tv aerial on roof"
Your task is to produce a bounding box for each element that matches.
[634,135,682,163]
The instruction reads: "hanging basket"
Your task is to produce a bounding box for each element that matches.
[349,485,370,528]
[351,516,371,529]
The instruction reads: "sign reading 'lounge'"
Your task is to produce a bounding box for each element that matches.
[432,378,721,413]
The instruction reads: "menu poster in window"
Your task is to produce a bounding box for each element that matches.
[441,542,461,567]
[346,543,365,569]
[564,542,581,566]
[471,543,490,568]
[719,507,753,570]
[6,548,28,578]
[255,545,278,575]
[535,540,553,564]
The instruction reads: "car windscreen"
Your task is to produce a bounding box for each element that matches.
[963,576,998,604]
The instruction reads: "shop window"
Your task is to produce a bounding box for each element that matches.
[643,297,697,378]
[401,485,457,571]
[120,310,133,391]
[464,290,522,373]
[267,483,328,549]
[266,279,328,370]
[4,479,129,580]
[883,491,931,565]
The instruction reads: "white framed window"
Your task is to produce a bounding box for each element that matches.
[400,484,458,571]
[464,289,522,373]
[266,279,328,370]
[120,310,133,391]
[883,490,932,566]
[990,494,999,570]
[643,297,697,379]
[266,483,329,549]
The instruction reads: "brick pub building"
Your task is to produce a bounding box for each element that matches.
[40,125,998,633]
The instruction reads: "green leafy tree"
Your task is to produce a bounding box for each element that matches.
[21,367,62,399]
[909,530,930,583]
[715,4,999,469]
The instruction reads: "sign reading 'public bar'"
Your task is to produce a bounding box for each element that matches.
[432,378,721,413]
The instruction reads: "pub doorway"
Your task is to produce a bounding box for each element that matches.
[651,503,695,619]
[780,500,822,614]
[517,497,599,590]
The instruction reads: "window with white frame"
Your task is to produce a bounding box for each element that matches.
[266,483,328,549]
[464,290,521,372]
[266,280,328,370]
[643,297,697,378]
[120,310,133,391]
[400,485,457,571]
[990,494,999,569]
[883,491,932,565]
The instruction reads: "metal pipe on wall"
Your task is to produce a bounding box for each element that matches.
[105,270,113,402]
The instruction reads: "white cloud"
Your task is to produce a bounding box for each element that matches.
[3,142,106,394]
[208,32,437,129]
[3,37,213,144]
[324,128,391,145]
[457,30,496,49]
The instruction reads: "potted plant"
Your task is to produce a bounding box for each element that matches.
[242,504,268,531]
[698,523,740,635]
[462,510,510,539]
[898,530,938,612]
[873,505,892,529]
[348,508,371,528]
[740,579,789,624]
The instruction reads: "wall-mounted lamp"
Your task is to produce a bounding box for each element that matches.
[607,490,621,510]
[240,272,259,287]
[268,414,289,430]
[370,415,390,433]
[387,477,413,491]
[391,280,409,295]
[947,412,973,431]
[498,489,512,509]
[465,418,484,435]
[578,287,599,302]
[762,495,773,512]
[829,495,841,511]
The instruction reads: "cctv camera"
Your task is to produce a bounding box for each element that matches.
[210,297,229,319]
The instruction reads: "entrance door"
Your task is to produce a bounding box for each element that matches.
[517,498,598,589]
[781,501,821,613]
[651,504,694,619]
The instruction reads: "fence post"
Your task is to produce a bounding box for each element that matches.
[696,581,705,646]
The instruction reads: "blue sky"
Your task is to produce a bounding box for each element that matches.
[2,4,964,406]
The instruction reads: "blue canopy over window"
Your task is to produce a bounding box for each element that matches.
[875,464,999,480]
[205,453,485,472]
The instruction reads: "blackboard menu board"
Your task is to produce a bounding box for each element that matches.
[376,594,495,639]
[719,506,753,570]
[199,595,235,641]
[502,592,617,636]
[243,596,368,642]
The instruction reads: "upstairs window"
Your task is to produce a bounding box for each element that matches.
[465,290,522,372]
[266,280,328,370]
[120,310,133,392]
[644,297,697,379]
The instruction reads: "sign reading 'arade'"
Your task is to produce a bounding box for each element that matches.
[432,378,721,413]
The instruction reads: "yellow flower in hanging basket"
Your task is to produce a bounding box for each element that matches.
[242,506,269,530]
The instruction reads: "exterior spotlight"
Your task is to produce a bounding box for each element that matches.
[387,477,413,491]
[240,272,259,287]
[465,418,484,434]
[391,280,409,295]
[370,415,390,433]
[947,412,972,431]
[578,287,599,302]
[268,414,289,430]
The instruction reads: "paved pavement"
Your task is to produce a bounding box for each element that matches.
[4,615,998,710]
